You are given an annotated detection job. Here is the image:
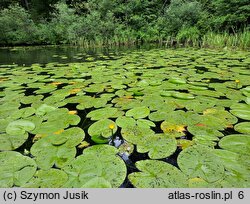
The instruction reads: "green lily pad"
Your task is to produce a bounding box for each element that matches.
[219,134,250,155]
[115,116,136,128]
[10,107,36,119]
[128,160,188,188]
[35,104,57,116]
[6,119,35,135]
[125,106,150,119]
[63,145,127,188]
[169,77,186,84]
[23,169,68,188]
[121,125,154,144]
[87,107,124,120]
[230,103,250,120]
[177,145,225,183]
[31,127,85,169]
[88,119,117,138]
[137,134,177,159]
[212,149,249,175]
[0,151,37,187]
[91,135,109,144]
[0,132,29,151]
[136,119,156,128]
[234,122,250,134]
[172,92,195,100]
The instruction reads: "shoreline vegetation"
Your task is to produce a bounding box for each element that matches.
[0,0,249,50]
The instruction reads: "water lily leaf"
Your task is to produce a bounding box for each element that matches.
[88,119,117,138]
[31,127,85,169]
[87,107,124,120]
[121,125,154,144]
[177,139,195,150]
[137,134,177,159]
[202,108,238,128]
[169,77,186,84]
[23,169,68,188]
[172,92,195,100]
[91,135,109,144]
[188,177,210,187]
[212,149,249,175]
[230,103,250,120]
[10,107,36,119]
[234,122,250,134]
[6,119,35,135]
[125,106,150,119]
[0,151,37,187]
[161,121,186,137]
[128,160,188,188]
[136,119,156,128]
[219,134,250,155]
[177,145,225,182]
[35,104,57,116]
[115,116,136,128]
[0,132,28,151]
[63,145,126,188]
[187,124,224,138]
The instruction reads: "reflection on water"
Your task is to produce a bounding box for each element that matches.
[0,44,161,65]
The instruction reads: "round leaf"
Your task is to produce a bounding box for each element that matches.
[128,160,188,188]
[0,151,37,187]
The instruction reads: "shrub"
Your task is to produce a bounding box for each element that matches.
[176,26,201,46]
[0,4,37,45]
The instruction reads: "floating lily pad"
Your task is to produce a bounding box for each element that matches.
[63,145,127,188]
[169,77,186,84]
[234,122,250,134]
[115,116,136,128]
[177,145,225,182]
[125,106,150,119]
[136,119,156,128]
[0,151,37,187]
[23,169,68,188]
[6,119,35,135]
[35,104,57,116]
[87,107,124,120]
[128,160,188,188]
[0,132,29,151]
[121,125,154,144]
[91,135,109,144]
[88,119,117,138]
[31,127,85,169]
[230,103,250,120]
[172,92,195,100]
[137,134,177,159]
[219,134,250,155]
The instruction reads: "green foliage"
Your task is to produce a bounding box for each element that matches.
[0,4,37,45]
[0,0,249,48]
[163,0,204,35]
[176,26,200,46]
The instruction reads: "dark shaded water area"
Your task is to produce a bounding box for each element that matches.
[0,44,161,66]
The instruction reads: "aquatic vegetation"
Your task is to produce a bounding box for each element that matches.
[0,48,249,188]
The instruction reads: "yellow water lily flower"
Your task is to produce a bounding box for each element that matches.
[68,110,78,115]
[108,123,115,130]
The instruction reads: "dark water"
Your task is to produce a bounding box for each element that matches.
[0,44,161,66]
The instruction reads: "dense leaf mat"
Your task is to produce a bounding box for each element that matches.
[0,48,249,187]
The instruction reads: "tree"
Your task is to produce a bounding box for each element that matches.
[0,4,37,45]
[211,0,250,32]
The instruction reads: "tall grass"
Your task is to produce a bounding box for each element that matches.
[201,30,250,50]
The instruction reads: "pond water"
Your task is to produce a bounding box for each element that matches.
[0,45,249,188]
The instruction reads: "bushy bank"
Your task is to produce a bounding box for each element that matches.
[0,0,249,49]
